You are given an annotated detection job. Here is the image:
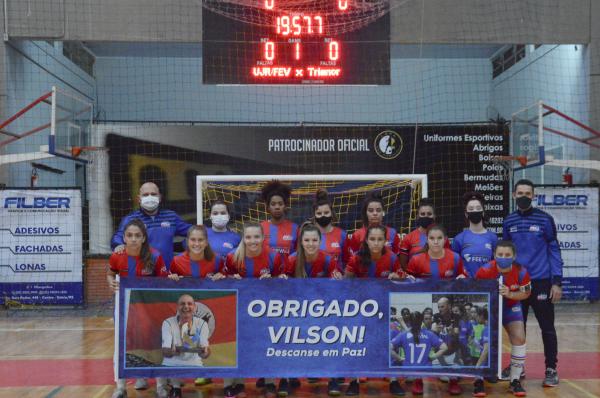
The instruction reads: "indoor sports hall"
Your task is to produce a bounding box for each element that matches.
[0,1,599,397]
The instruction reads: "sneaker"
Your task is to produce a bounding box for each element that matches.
[135,378,149,390]
[411,379,424,395]
[111,389,127,398]
[509,379,527,396]
[235,383,247,398]
[168,387,183,398]
[328,379,342,396]
[308,378,321,384]
[389,380,406,396]
[345,380,360,396]
[156,385,169,398]
[448,379,463,396]
[225,385,237,398]
[265,383,277,398]
[278,379,289,397]
[289,378,301,389]
[195,378,213,386]
[543,368,559,387]
[256,378,266,388]
[501,366,525,381]
[472,379,486,397]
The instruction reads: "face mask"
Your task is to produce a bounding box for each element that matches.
[140,195,160,212]
[516,196,532,210]
[315,215,332,227]
[211,214,230,229]
[416,217,434,229]
[466,211,484,224]
[496,257,513,270]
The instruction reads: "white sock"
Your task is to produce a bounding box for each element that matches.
[510,344,526,381]
[116,379,126,390]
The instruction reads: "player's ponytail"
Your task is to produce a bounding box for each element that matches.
[410,311,424,344]
[360,191,385,227]
[124,219,155,274]
[295,222,322,278]
[233,222,263,274]
[359,225,387,269]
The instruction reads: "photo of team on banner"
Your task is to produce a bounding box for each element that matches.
[108,179,563,398]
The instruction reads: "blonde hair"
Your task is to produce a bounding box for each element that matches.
[232,222,264,272]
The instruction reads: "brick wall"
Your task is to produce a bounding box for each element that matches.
[85,257,113,305]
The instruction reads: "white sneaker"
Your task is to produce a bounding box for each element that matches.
[111,389,127,398]
[135,378,149,390]
[156,385,169,398]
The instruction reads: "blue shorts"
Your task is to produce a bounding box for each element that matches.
[502,303,524,326]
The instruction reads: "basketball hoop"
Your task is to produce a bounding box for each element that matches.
[70,146,109,165]
[490,155,527,181]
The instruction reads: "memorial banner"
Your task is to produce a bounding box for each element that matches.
[119,278,499,379]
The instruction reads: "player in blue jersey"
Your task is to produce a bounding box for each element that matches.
[452,192,498,278]
[206,200,241,261]
[390,311,448,395]
[503,179,563,387]
[112,182,192,271]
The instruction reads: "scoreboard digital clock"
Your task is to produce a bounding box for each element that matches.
[202,0,390,85]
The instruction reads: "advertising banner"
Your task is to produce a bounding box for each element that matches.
[534,185,599,300]
[119,278,499,379]
[0,188,83,305]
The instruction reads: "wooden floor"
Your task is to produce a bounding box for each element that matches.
[0,303,599,398]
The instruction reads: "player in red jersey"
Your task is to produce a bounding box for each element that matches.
[169,225,226,280]
[344,225,411,397]
[347,192,401,257]
[407,225,466,280]
[107,219,167,398]
[399,198,449,270]
[406,225,465,396]
[260,181,299,257]
[475,241,530,397]
[312,189,349,267]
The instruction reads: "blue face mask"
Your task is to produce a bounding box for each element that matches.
[496,257,513,270]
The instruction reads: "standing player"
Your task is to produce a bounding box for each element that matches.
[107,219,168,398]
[260,181,299,257]
[503,179,562,387]
[345,225,410,397]
[225,223,282,398]
[399,199,448,270]
[452,192,498,277]
[207,200,241,262]
[169,225,226,280]
[347,192,400,256]
[312,189,349,267]
[475,241,530,397]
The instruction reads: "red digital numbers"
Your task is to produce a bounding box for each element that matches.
[264,41,275,60]
[276,15,323,36]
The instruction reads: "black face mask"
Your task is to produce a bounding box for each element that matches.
[466,211,484,224]
[516,196,532,210]
[416,217,434,229]
[315,216,332,227]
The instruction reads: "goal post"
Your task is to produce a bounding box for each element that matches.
[196,174,428,236]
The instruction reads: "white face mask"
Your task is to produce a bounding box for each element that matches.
[140,195,160,212]
[211,214,230,229]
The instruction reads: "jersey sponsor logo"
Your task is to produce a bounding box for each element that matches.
[380,271,391,277]
[536,293,548,301]
[484,243,492,249]
[316,270,327,277]
[511,306,521,312]
[374,130,403,160]
[282,234,293,241]
[161,221,171,228]
[464,254,489,263]
[444,269,455,277]
[330,242,340,248]
[509,226,518,233]
[223,242,234,249]
[529,225,540,232]
[4,197,70,209]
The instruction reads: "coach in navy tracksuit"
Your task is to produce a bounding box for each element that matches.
[503,179,562,387]
[111,181,192,267]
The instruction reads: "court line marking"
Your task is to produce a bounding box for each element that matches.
[562,379,599,398]
[44,386,63,398]
[92,385,111,398]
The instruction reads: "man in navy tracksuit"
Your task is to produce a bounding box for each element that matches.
[112,181,192,270]
[503,179,562,387]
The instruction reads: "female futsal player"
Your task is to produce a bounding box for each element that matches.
[207,200,241,261]
[107,219,168,398]
[406,225,465,396]
[345,225,410,397]
[347,192,400,256]
[452,192,498,277]
[312,189,348,266]
[475,241,529,397]
[260,181,299,257]
[169,225,225,280]
[225,223,282,398]
[399,198,448,270]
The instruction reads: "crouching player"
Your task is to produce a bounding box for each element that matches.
[475,241,530,397]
